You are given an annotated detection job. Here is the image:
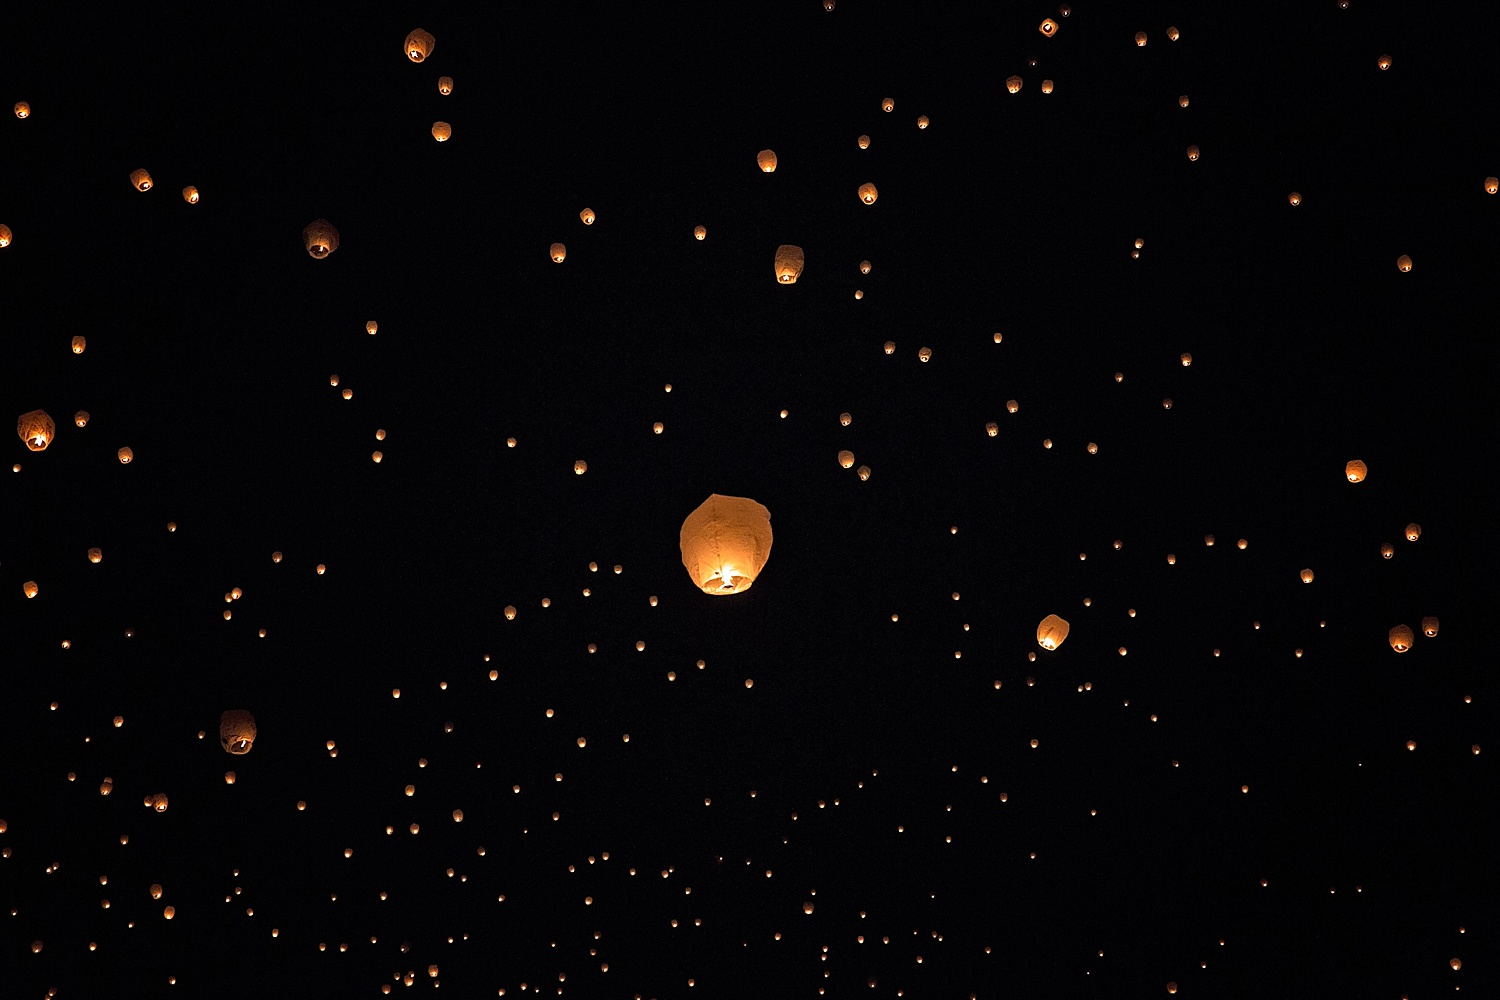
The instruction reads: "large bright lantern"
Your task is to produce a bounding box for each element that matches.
[679,494,773,596]
[1037,614,1070,650]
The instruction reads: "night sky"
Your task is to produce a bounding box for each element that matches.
[2,4,1496,997]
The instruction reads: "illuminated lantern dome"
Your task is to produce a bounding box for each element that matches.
[17,409,55,451]
[679,494,774,596]
[14,101,29,118]
[0,224,10,247]
[431,121,451,142]
[1396,254,1412,272]
[1186,145,1200,161]
[129,168,153,191]
[1040,18,1058,36]
[71,336,86,354]
[182,186,200,204]
[858,182,878,204]
[1300,568,1314,583]
[438,76,454,95]
[580,207,596,225]
[774,244,804,283]
[1037,614,1070,650]
[1388,625,1414,652]
[1486,177,1499,194]
[303,219,339,259]
[757,149,778,173]
[1344,460,1367,482]
[551,243,567,263]
[881,97,894,112]
[1006,75,1022,94]
[1288,191,1302,206]
[694,225,707,241]
[219,710,257,755]
[404,29,435,62]
[1421,616,1439,637]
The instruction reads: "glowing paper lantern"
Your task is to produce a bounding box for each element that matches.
[0,224,10,247]
[129,168,153,191]
[1006,75,1022,94]
[858,182,878,204]
[220,710,256,754]
[17,410,55,451]
[694,225,707,240]
[182,186,199,203]
[1396,254,1412,272]
[1288,192,1302,206]
[580,207,596,225]
[438,76,453,95]
[551,243,567,262]
[757,149,778,173]
[1345,460,1367,483]
[431,121,451,141]
[774,245,804,283]
[1421,616,1439,637]
[1388,625,1414,652]
[679,494,773,596]
[1037,614,1070,650]
[404,29,435,62]
[303,219,339,259]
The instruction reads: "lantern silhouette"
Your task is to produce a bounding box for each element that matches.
[18,409,55,451]
[1380,543,1394,559]
[1167,26,1180,40]
[551,243,567,262]
[1405,523,1421,541]
[1041,79,1054,94]
[858,135,870,149]
[918,347,932,362]
[1345,460,1367,482]
[1377,54,1392,70]
[1487,177,1499,194]
[1288,191,1302,206]
[1037,614,1070,650]
[858,182,878,204]
[71,336,86,354]
[1134,31,1147,46]
[149,793,169,812]
[220,710,256,754]
[1040,18,1058,36]
[757,149,778,172]
[774,245,804,283]
[303,219,339,259]
[431,121,451,142]
[916,115,929,129]
[1186,145,1200,161]
[1300,568,1314,583]
[129,168,153,191]
[182,185,199,204]
[1421,616,1439,637]
[14,101,29,118]
[1179,95,1190,107]
[88,548,102,564]
[23,581,38,599]
[438,76,453,95]
[1388,625,1413,652]
[580,207,596,225]
[838,450,855,469]
[679,494,773,596]
[74,411,89,427]
[1396,254,1412,272]
[694,225,707,240]
[404,29,435,62]
[1006,75,1022,94]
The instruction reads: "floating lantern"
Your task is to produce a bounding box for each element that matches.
[1037,614,1070,650]
[220,710,256,754]
[679,494,774,596]
[17,410,55,451]
[1345,460,1367,482]
[756,149,778,173]
[774,244,804,283]
[129,168,152,191]
[858,182,878,204]
[404,29,435,62]
[303,219,339,259]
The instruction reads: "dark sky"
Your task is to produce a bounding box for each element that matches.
[2,4,1496,997]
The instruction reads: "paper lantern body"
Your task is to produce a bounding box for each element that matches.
[679,494,773,596]
[220,710,257,754]
[1037,614,1071,650]
[775,245,804,283]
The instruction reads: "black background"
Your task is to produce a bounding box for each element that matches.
[2,3,1495,997]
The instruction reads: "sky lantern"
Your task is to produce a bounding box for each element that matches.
[74,411,89,427]
[88,548,102,563]
[1135,31,1148,46]
[438,76,453,95]
[431,121,451,141]
[1186,145,1200,160]
[775,244,804,283]
[858,182,878,204]
[14,101,29,118]
[1377,54,1392,70]
[182,185,200,203]
[1345,460,1367,482]
[1288,191,1302,206]
[1388,625,1414,652]
[694,225,707,240]
[1300,568,1314,583]
[757,149,778,172]
[551,243,567,262]
[71,336,86,354]
[1167,26,1180,40]
[149,793,169,812]
[916,115,929,129]
[404,29,435,62]
[1380,542,1394,559]
[1041,79,1054,94]
[17,409,55,451]
[1396,254,1412,272]
[1037,614,1070,650]
[881,97,894,112]
[117,446,134,464]
[303,219,339,259]
[1405,523,1421,541]
[1040,18,1058,36]
[1006,75,1022,94]
[129,168,153,191]
[838,450,855,468]
[0,224,10,247]
[580,207,596,225]
[1486,177,1498,194]
[1179,94,1190,108]
[858,135,870,149]
[679,494,773,596]
[1421,616,1439,637]
[220,710,256,754]
[23,581,39,599]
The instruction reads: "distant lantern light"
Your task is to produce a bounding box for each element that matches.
[1288,191,1302,206]
[0,224,10,247]
[1167,26,1180,40]
[1389,625,1414,652]
[858,182,878,204]
[1162,398,1173,409]
[693,225,707,240]
[438,76,453,95]
[18,409,55,451]
[551,242,567,262]
[404,29,435,62]
[916,115,929,129]
[1405,523,1421,541]
[883,341,896,354]
[74,410,89,427]
[573,460,587,475]
[182,185,200,204]
[1186,145,1200,161]
[504,605,517,620]
[1180,352,1192,366]
[860,260,872,274]
[857,465,871,481]
[431,121,451,141]
[857,135,870,149]
[756,149,778,173]
[1135,31,1147,46]
[1037,614,1070,650]
[220,710,256,754]
[88,547,102,564]
[303,218,339,259]
[1041,79,1054,94]
[854,289,863,299]
[986,422,998,437]
[839,412,852,426]
[1006,75,1022,94]
[1040,18,1058,36]
[23,580,38,599]
[918,346,932,362]
[69,336,86,356]
[117,446,134,463]
[1396,254,1412,272]
[837,450,855,469]
[1487,177,1499,194]
[14,101,29,118]
[1179,94,1190,107]
[150,793,169,812]
[1006,399,1018,413]
[881,97,894,112]
[1301,568,1314,583]
[580,207,595,225]
[1421,616,1439,637]
[679,494,774,596]
[366,320,378,335]
[129,168,153,191]
[1377,54,1392,70]
[1381,542,1394,559]
[774,244,804,283]
[1345,460,1367,482]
